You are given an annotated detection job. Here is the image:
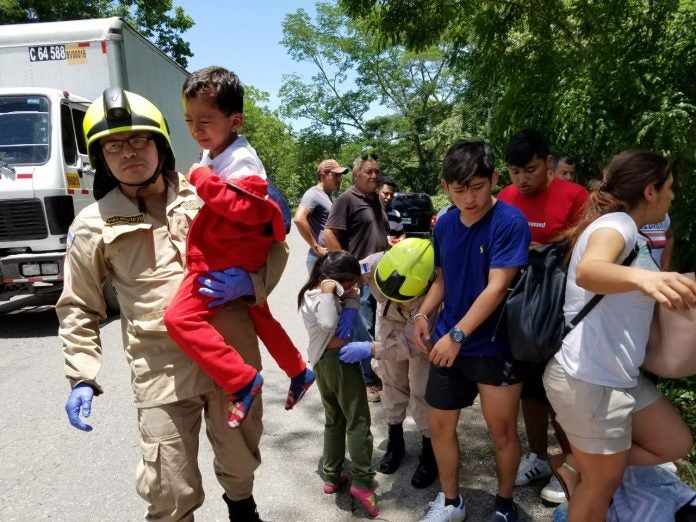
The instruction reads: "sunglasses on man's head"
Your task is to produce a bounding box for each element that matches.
[361,153,378,161]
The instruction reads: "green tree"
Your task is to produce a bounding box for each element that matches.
[0,0,193,67]
[342,0,695,164]
[242,87,302,200]
[280,2,464,193]
[340,0,696,269]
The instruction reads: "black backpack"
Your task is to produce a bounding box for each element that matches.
[505,241,638,362]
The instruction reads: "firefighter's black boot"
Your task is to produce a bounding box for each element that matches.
[378,422,405,474]
[411,436,438,488]
[223,493,264,522]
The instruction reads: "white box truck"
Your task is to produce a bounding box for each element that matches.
[0,18,198,312]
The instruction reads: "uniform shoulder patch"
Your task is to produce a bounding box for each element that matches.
[104,213,146,226]
[180,200,200,210]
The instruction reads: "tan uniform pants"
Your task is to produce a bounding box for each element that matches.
[135,301,266,522]
[380,353,430,437]
[136,387,263,521]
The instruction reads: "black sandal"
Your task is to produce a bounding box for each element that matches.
[551,461,579,501]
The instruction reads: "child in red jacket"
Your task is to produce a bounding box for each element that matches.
[164,66,314,429]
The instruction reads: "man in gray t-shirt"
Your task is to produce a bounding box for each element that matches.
[293,159,348,272]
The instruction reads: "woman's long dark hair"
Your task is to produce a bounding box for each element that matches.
[568,150,671,252]
[297,250,361,309]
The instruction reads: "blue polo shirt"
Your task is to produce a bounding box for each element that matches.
[433,200,529,356]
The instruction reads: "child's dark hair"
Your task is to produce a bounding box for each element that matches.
[297,251,361,309]
[568,150,671,252]
[442,139,495,185]
[182,66,244,115]
[505,128,549,167]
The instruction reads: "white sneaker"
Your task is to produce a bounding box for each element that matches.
[540,475,567,504]
[419,492,467,522]
[515,452,552,486]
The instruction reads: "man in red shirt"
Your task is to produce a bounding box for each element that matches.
[498,129,588,505]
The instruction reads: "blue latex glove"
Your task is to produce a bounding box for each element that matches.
[65,383,94,432]
[335,307,358,339]
[198,267,254,308]
[338,341,373,364]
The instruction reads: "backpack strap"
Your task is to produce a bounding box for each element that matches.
[562,244,640,338]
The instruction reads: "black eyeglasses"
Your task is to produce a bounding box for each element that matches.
[102,136,154,154]
[361,153,378,161]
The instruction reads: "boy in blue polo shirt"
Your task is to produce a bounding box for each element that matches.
[414,139,530,522]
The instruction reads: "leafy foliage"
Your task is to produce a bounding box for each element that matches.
[339,0,696,270]
[0,0,193,67]
[280,2,464,193]
[242,87,301,200]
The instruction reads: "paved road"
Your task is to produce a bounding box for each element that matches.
[0,229,556,521]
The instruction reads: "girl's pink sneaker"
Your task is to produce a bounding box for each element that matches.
[350,486,379,518]
[323,474,348,494]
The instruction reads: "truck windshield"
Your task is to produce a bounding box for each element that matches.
[0,95,50,165]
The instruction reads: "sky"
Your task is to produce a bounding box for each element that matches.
[175,0,320,112]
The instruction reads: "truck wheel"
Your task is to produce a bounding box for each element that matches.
[103,275,120,316]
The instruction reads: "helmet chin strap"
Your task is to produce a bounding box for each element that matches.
[134,170,164,213]
[105,157,166,212]
[112,168,162,189]
[107,154,166,190]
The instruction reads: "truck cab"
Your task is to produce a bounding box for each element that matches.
[0,87,93,310]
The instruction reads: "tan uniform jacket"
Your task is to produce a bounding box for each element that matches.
[56,171,288,408]
[360,252,436,361]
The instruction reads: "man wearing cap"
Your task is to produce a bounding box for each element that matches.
[293,159,348,272]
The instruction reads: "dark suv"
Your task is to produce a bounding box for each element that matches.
[391,192,436,237]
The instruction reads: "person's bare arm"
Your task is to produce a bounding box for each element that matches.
[293,206,327,256]
[413,268,445,353]
[323,228,343,251]
[428,267,518,367]
[456,267,517,336]
[577,227,696,310]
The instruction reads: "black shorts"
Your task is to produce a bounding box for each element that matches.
[520,361,551,406]
[425,353,527,410]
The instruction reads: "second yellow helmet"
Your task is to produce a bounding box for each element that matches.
[374,238,435,302]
